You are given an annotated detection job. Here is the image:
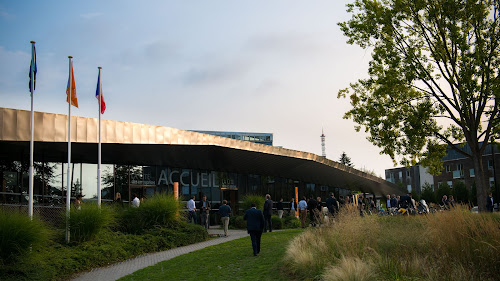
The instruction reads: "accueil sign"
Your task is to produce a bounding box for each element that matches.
[154,170,235,188]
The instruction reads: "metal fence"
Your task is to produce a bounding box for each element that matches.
[0,204,65,226]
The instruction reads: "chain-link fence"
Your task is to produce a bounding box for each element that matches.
[0,204,65,226]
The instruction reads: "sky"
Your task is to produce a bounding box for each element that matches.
[0,0,396,178]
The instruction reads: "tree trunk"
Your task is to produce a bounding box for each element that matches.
[472,152,488,212]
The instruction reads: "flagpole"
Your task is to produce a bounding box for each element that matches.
[66,56,73,243]
[97,67,102,208]
[28,41,36,220]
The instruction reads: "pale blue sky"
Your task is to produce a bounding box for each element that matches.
[0,0,394,177]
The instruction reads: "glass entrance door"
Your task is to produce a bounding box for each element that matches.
[221,188,238,213]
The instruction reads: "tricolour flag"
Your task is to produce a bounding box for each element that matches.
[29,45,37,93]
[96,70,106,114]
[66,60,78,107]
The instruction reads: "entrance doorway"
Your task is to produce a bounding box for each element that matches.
[221,188,238,213]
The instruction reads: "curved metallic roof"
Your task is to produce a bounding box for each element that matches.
[0,107,401,195]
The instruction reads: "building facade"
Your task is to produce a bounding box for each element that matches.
[385,143,500,194]
[1,107,400,213]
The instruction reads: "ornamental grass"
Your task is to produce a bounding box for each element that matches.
[283,204,500,280]
[68,203,115,242]
[119,193,180,234]
[0,210,50,264]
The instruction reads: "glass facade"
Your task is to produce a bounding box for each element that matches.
[1,159,351,209]
[193,131,273,146]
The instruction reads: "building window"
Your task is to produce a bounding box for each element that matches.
[488,159,493,170]
[447,181,453,187]
[445,165,451,172]
[469,169,475,177]
[399,171,403,178]
[490,177,495,187]
[406,170,410,177]
[457,164,463,171]
[407,185,412,192]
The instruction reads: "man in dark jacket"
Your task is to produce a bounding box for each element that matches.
[486,192,494,212]
[390,194,398,210]
[199,195,211,229]
[326,193,338,216]
[244,203,265,256]
[307,196,318,226]
[263,194,273,232]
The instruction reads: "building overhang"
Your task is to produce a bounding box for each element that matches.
[0,107,401,195]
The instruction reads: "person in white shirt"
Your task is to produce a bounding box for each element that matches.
[187,196,197,224]
[132,193,140,208]
[298,196,308,228]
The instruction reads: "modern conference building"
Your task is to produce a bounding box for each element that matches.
[0,107,400,212]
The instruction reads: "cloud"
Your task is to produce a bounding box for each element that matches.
[0,8,14,20]
[80,12,103,19]
[245,31,327,56]
[181,60,250,87]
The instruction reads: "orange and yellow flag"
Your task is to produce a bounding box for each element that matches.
[66,60,78,108]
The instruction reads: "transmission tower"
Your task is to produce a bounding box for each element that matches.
[321,129,326,158]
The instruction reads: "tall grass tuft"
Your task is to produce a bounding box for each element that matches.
[425,205,500,278]
[322,256,377,281]
[120,193,179,234]
[69,203,115,242]
[0,210,50,264]
[241,194,265,211]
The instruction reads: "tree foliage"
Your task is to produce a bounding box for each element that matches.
[338,0,500,211]
[339,151,354,167]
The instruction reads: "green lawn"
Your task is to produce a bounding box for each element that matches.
[119,229,303,281]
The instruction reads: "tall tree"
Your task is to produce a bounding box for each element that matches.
[339,151,354,167]
[338,0,500,211]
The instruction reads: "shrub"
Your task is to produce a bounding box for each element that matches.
[68,203,115,242]
[452,181,469,203]
[230,215,246,229]
[271,216,283,230]
[436,182,451,202]
[120,193,179,234]
[283,215,301,229]
[420,184,437,204]
[1,220,208,281]
[0,210,50,264]
[241,194,265,211]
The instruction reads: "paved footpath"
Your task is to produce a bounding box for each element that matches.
[71,228,248,281]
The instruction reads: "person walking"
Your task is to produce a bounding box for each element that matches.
[187,195,197,224]
[277,198,284,219]
[298,196,308,228]
[199,195,211,229]
[263,194,273,232]
[244,203,265,256]
[218,200,232,237]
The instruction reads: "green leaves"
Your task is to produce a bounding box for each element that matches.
[338,0,500,171]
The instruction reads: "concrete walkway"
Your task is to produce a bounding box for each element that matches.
[71,227,248,281]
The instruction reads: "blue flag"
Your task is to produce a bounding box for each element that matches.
[29,45,37,93]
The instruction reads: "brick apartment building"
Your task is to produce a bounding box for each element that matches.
[385,143,500,194]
